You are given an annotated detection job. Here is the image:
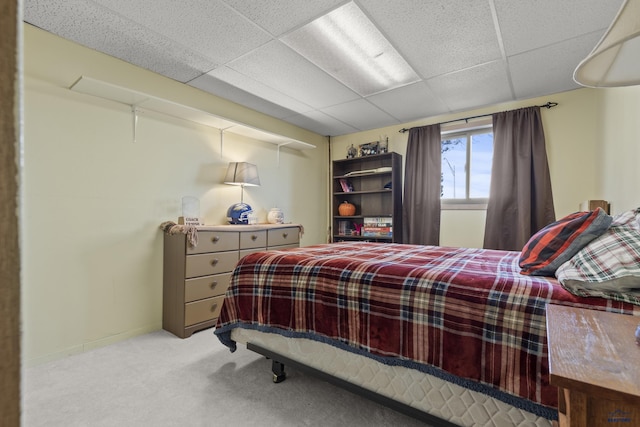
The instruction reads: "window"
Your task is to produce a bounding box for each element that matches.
[441,126,493,208]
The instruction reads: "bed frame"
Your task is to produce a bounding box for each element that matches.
[247,343,459,427]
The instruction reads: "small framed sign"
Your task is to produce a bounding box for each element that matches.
[178,216,202,226]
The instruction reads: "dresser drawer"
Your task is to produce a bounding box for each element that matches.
[185,251,239,278]
[187,231,239,254]
[240,230,267,249]
[184,273,232,303]
[184,295,225,326]
[267,227,299,247]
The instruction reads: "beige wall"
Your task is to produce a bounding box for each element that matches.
[331,88,625,247]
[22,25,329,365]
[597,86,640,213]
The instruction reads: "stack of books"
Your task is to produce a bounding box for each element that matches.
[362,217,393,237]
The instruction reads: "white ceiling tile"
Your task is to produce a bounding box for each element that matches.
[509,33,602,100]
[222,0,345,36]
[495,0,623,56]
[91,0,271,64]
[283,111,359,136]
[226,40,360,109]
[359,0,502,78]
[366,82,448,122]
[428,61,513,112]
[321,99,399,131]
[24,0,216,82]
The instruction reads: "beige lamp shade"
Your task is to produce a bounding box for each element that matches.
[224,162,260,205]
[224,162,260,187]
[574,0,640,87]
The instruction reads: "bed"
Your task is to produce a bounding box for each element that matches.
[214,209,640,427]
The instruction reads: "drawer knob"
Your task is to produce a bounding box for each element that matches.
[210,259,219,266]
[251,234,257,241]
[212,236,220,243]
[210,281,218,289]
[210,303,218,312]
[282,233,288,238]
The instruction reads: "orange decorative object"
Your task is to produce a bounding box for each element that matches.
[338,201,356,216]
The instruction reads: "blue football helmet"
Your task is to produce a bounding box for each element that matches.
[226,203,253,224]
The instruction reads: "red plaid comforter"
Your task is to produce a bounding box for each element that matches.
[215,242,639,413]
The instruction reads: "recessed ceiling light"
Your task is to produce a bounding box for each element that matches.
[281,2,420,96]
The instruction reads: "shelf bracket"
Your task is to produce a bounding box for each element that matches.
[220,129,224,158]
[276,142,294,166]
[131,105,139,143]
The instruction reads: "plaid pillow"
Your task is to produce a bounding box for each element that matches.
[519,208,612,276]
[556,208,640,306]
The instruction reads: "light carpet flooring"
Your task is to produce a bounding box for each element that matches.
[23,329,432,427]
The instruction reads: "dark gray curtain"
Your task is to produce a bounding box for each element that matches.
[483,106,555,251]
[403,124,441,245]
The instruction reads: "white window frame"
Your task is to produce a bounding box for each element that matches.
[440,122,493,210]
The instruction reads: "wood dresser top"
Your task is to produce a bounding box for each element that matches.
[546,304,640,404]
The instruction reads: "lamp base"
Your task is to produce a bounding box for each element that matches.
[226,202,253,225]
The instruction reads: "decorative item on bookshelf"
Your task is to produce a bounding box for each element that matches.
[352,223,363,236]
[347,144,357,159]
[359,141,379,156]
[338,201,356,216]
[379,136,388,153]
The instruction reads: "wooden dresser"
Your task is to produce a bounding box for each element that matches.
[546,304,640,427]
[162,224,301,338]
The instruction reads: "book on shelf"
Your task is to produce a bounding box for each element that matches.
[362,226,393,237]
[363,216,393,227]
[339,178,353,192]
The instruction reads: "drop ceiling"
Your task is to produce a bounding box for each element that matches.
[23,0,622,137]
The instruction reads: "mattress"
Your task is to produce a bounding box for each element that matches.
[231,328,552,427]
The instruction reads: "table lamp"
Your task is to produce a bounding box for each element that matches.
[223,162,260,224]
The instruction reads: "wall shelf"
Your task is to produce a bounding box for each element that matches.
[69,76,316,151]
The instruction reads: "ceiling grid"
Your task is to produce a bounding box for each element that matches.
[24,0,623,136]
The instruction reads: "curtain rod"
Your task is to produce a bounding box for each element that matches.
[398,101,558,133]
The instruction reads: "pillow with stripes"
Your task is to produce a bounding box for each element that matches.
[519,208,612,276]
[556,208,640,306]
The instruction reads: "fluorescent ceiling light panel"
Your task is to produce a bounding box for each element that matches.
[281,2,420,96]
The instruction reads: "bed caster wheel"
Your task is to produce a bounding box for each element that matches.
[271,360,286,383]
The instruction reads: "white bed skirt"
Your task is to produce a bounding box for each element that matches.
[231,328,552,427]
